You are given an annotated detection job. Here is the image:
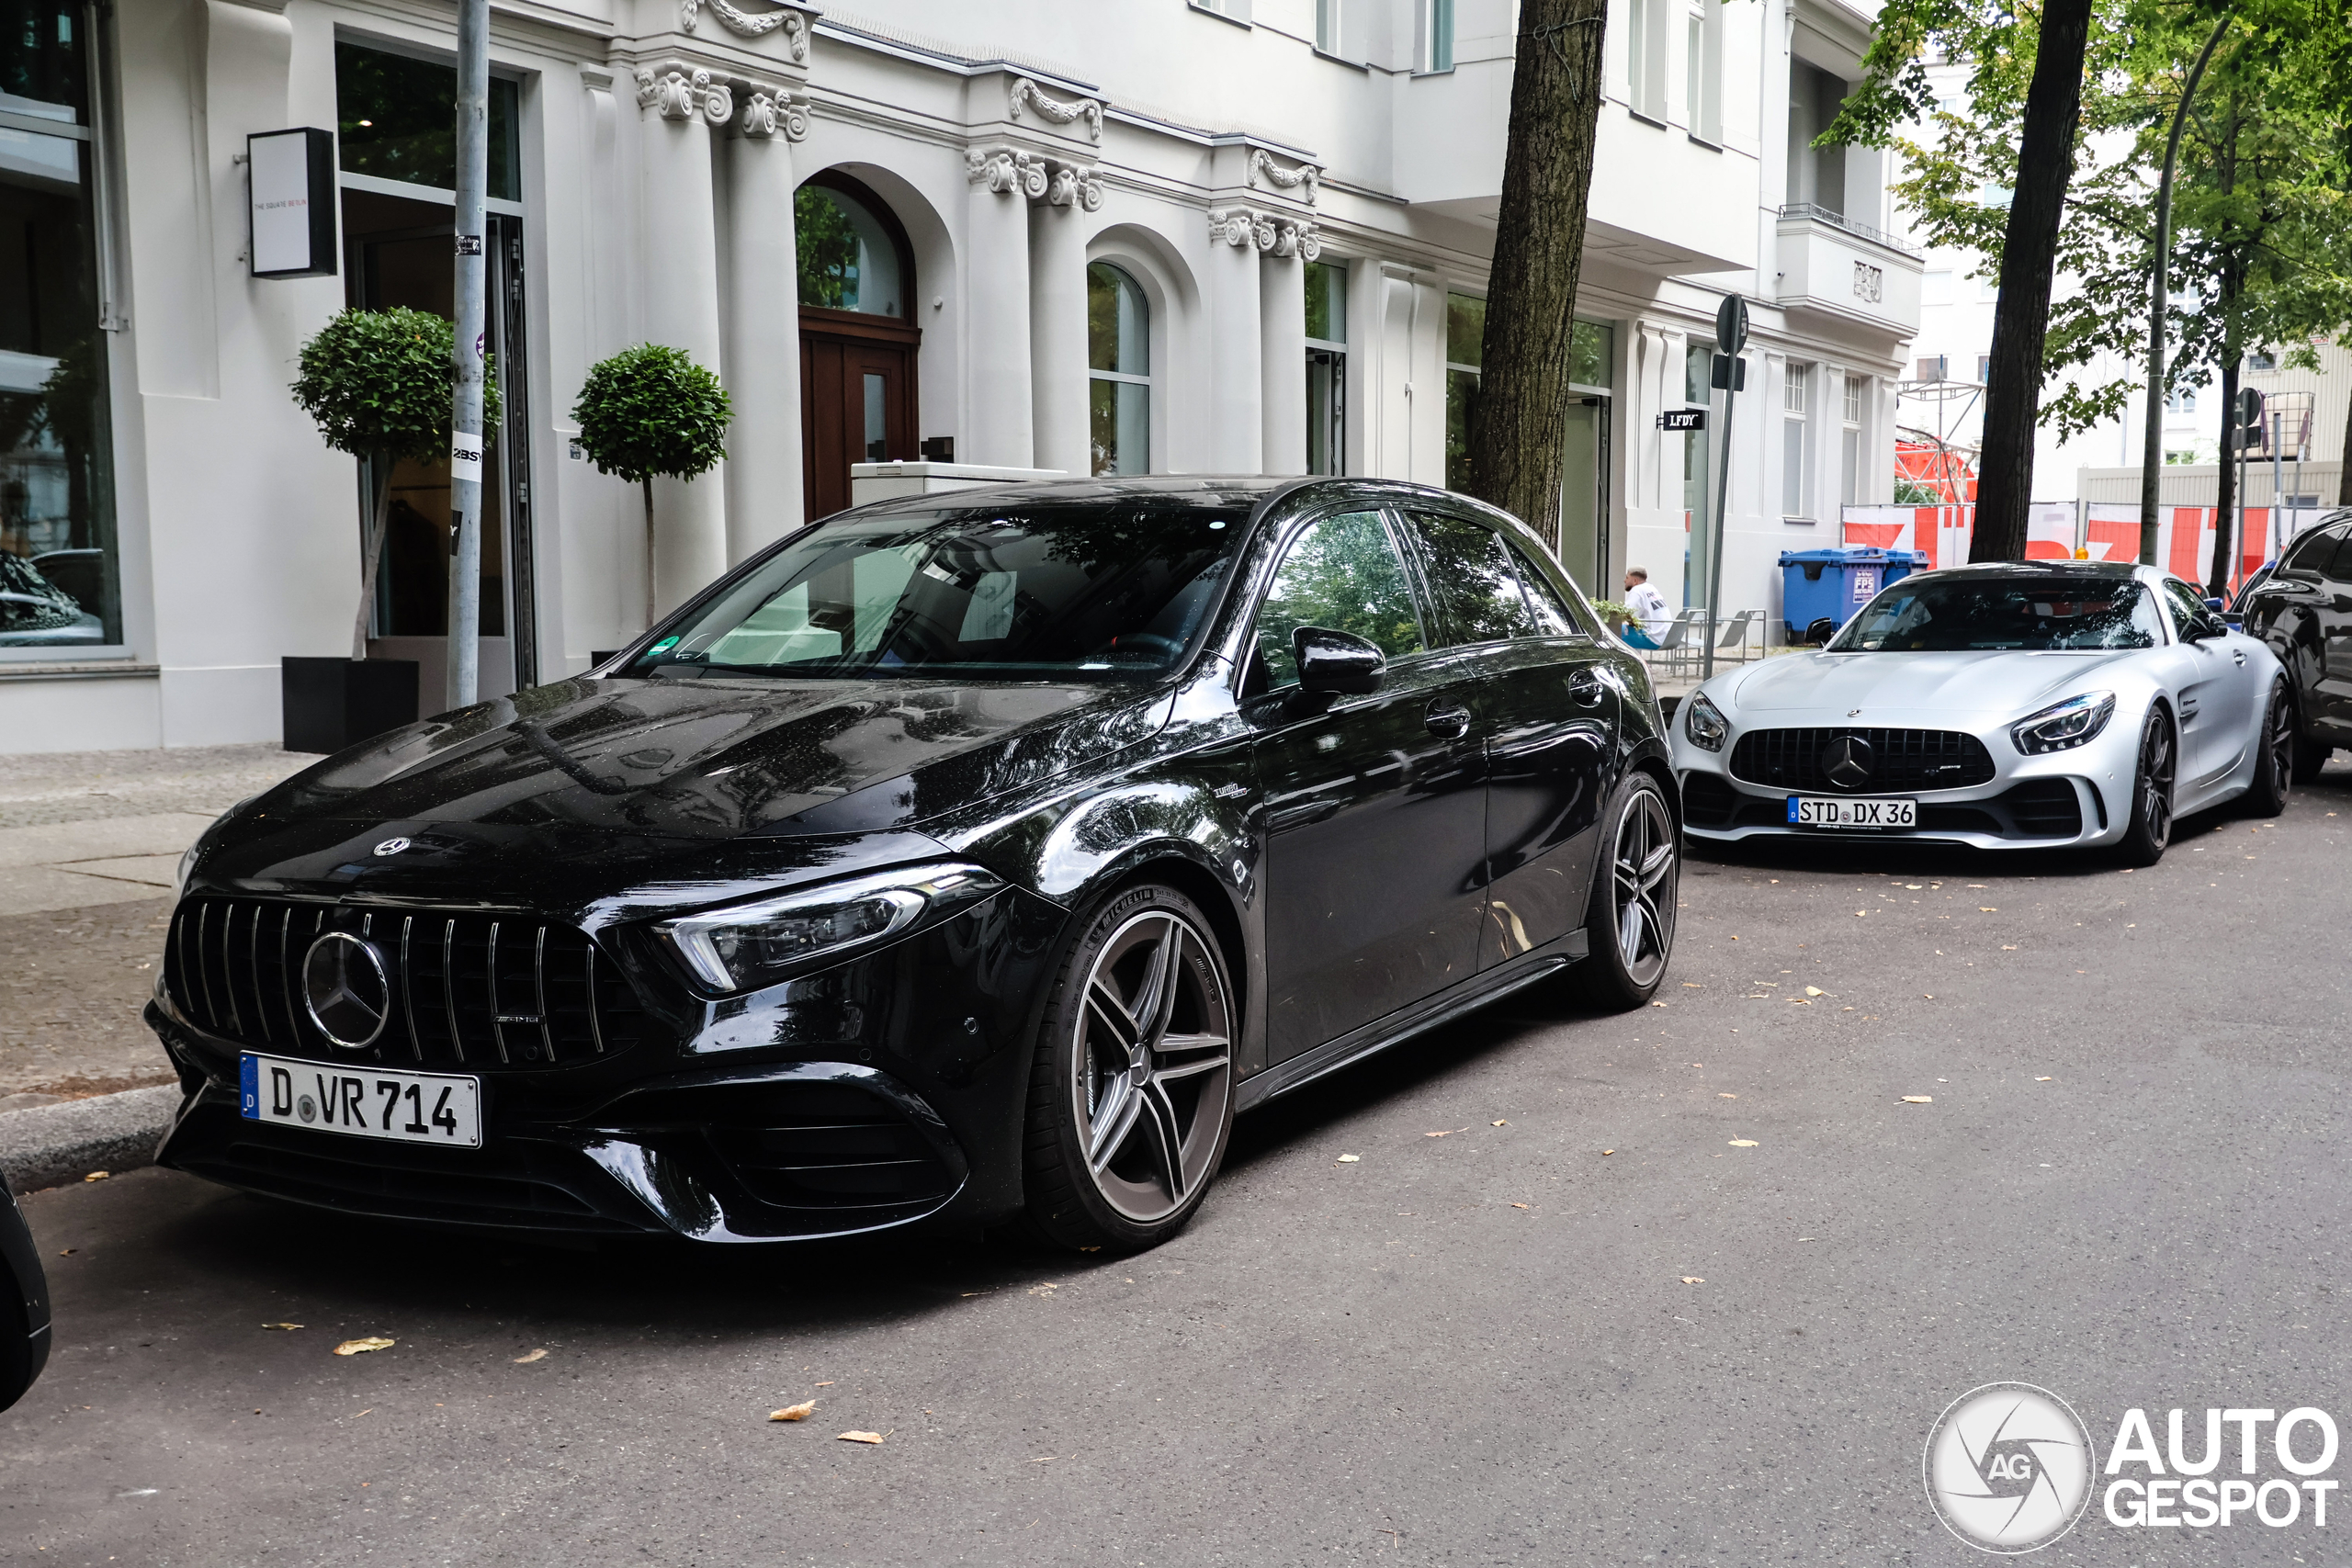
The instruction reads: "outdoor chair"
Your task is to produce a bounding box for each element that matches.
[1712,608,1763,662]
[1638,609,1701,678]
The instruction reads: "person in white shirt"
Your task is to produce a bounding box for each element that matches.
[1621,567,1672,649]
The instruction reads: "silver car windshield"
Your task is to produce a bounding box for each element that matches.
[1831,577,2164,652]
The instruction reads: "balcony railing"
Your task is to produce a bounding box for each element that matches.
[1775,204,1924,260]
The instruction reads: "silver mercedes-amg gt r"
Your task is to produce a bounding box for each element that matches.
[1671,561,2293,863]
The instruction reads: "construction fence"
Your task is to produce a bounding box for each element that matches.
[1839,502,2344,591]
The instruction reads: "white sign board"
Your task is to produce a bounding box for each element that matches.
[248,128,336,278]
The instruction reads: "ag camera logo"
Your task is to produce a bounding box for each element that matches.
[1924,1382,2097,1552]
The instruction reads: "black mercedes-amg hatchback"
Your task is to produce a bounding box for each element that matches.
[150,478,1679,1251]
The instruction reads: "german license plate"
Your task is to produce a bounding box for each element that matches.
[1787,795,1917,829]
[240,1053,482,1149]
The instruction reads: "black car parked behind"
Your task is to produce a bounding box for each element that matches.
[2239,507,2352,782]
[150,478,1679,1252]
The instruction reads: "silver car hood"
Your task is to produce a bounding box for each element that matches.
[1720,649,2144,720]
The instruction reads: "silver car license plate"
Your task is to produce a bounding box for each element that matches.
[1788,795,1917,829]
[239,1053,482,1148]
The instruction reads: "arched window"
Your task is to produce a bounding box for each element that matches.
[1087,262,1150,475]
[796,182,905,316]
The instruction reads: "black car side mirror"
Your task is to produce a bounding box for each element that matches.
[1294,626,1385,697]
[1805,617,1837,647]
[2183,613,2228,644]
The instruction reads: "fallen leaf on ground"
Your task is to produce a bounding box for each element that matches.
[815,1382,835,1387]
[334,1337,396,1356]
[1491,1119,1507,1126]
[1728,1138,1758,1147]
[83,1171,108,1182]
[2001,944,2018,950]
[1600,1148,1615,1156]
[1923,993,1935,999]
[1422,1127,1468,1137]
[1978,907,1997,912]
[1717,1092,1737,1099]
[1028,1283,1058,1296]
[769,1400,817,1422]
[514,1348,548,1364]
[1901,1095,1933,1104]
[2035,1076,2053,1082]
[1804,986,1826,998]
[1651,1000,1668,1007]
[837,1430,887,1445]
[57,1249,75,1258]
[1681,982,1702,988]
[1336,1154,1361,1163]
[1509,1202,1531,1210]
[1789,998,1813,1006]
[1030,1455,1057,1462]
[1680,1277,1705,1285]
[261,1323,303,1331]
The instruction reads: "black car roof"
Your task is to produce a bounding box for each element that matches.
[1904,559,2142,582]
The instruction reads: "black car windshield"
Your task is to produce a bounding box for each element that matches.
[628,502,1250,682]
[1831,576,2163,651]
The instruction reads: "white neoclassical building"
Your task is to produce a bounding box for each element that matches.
[0,0,1920,752]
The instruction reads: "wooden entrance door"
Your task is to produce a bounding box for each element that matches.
[801,309,921,521]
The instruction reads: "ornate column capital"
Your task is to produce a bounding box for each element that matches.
[678,0,810,59]
[635,61,733,127]
[738,83,808,141]
[967,145,1048,198]
[1208,208,1320,261]
[1008,76,1103,142]
[1039,159,1105,211]
[1247,150,1321,206]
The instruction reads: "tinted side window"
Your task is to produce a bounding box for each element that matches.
[1404,512,1538,647]
[1504,540,1587,638]
[2322,532,2352,583]
[2161,578,2203,637]
[1250,512,1426,692]
[2279,526,2341,577]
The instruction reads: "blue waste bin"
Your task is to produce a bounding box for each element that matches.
[1778,547,1929,639]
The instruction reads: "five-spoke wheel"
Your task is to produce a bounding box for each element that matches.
[2117,705,2177,865]
[1023,886,1235,1249]
[1571,772,1679,1009]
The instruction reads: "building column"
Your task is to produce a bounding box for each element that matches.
[1029,162,1101,478]
[965,146,1040,468]
[724,85,807,564]
[633,62,730,620]
[1259,217,1316,476]
[1206,209,1265,473]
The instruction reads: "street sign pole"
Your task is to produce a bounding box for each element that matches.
[446,0,489,711]
[1702,295,1747,681]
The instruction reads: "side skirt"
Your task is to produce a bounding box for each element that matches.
[1234,934,1587,1113]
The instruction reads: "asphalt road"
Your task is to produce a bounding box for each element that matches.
[7,764,2352,1566]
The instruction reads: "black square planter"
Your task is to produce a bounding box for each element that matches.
[281,657,420,755]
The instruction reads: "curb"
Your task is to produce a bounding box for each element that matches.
[0,1085,182,1193]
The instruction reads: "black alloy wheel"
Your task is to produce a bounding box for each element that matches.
[2116,705,2177,866]
[2242,682,2293,817]
[1569,771,1679,1009]
[1021,884,1236,1252]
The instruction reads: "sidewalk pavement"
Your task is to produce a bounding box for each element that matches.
[0,744,308,1125]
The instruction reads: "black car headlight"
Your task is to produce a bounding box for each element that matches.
[657,863,1005,994]
[1684,691,1730,752]
[2010,691,2116,755]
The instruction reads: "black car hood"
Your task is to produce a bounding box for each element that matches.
[256,674,1176,843]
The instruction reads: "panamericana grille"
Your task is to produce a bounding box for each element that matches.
[164,897,650,1069]
[1729,728,1996,793]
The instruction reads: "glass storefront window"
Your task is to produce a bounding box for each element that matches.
[335,42,519,200]
[1305,260,1346,476]
[1443,292,1484,491]
[1087,262,1149,475]
[1,0,118,649]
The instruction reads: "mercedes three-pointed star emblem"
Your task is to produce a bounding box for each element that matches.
[1823,734,1877,791]
[302,931,391,1049]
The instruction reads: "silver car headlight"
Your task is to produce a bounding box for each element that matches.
[2011,691,2116,755]
[1684,691,1730,752]
[656,863,1005,994]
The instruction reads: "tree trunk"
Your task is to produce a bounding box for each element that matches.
[1464,0,1610,548]
[642,475,657,632]
[350,456,394,661]
[1970,0,2095,562]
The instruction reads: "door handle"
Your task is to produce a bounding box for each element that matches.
[1266,798,1341,832]
[1424,703,1473,739]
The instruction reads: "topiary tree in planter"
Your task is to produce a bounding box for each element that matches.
[571,344,730,630]
[291,308,500,660]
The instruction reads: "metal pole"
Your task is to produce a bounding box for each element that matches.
[2137,13,2233,563]
[445,0,489,711]
[2235,418,2249,586]
[2271,411,2285,558]
[1702,371,1736,679]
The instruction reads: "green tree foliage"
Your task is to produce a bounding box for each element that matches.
[571,343,730,628]
[291,307,499,659]
[1252,513,1424,686]
[796,186,862,310]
